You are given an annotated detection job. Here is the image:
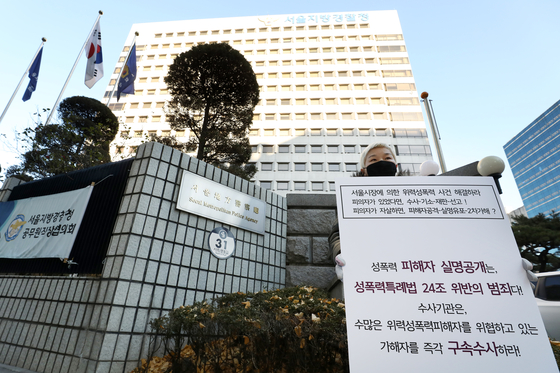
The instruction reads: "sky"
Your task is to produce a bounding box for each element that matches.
[1,0,559,212]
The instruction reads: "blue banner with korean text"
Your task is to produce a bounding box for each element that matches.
[0,186,93,259]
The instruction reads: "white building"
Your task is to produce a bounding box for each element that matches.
[104,10,433,195]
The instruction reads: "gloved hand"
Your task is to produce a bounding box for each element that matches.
[522,258,537,289]
[335,254,346,282]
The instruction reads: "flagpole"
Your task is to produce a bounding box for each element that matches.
[106,32,139,106]
[0,38,47,126]
[44,10,103,126]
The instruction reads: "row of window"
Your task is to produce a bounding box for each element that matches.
[148,24,378,41]
[120,57,408,69]
[259,180,335,192]
[150,27,402,41]
[249,128,426,137]
[253,57,409,67]
[253,112,423,121]
[145,35,402,50]
[246,46,403,56]
[119,128,427,140]
[258,83,414,93]
[257,97,418,106]
[107,83,417,98]
[258,162,359,172]
[131,45,405,62]
[116,111,423,124]
[252,142,429,155]
[124,69,412,80]
[254,70,412,79]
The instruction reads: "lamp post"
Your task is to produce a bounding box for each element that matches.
[421,92,447,173]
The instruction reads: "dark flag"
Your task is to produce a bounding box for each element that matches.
[22,47,43,102]
[117,44,137,101]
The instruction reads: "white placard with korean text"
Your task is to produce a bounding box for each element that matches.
[336,176,557,372]
[177,172,266,234]
[0,186,93,259]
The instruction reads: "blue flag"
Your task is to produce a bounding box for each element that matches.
[22,47,43,102]
[117,44,137,101]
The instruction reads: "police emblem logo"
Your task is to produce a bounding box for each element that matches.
[5,215,26,242]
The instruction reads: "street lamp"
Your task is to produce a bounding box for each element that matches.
[477,156,506,194]
[420,160,440,176]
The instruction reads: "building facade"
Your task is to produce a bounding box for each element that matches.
[504,99,560,217]
[104,10,433,196]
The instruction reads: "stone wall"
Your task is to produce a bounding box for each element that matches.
[285,194,337,290]
[0,142,287,373]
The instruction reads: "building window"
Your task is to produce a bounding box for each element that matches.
[377,45,407,53]
[390,112,424,121]
[328,163,341,172]
[278,163,290,171]
[385,83,417,91]
[327,129,337,136]
[387,97,420,106]
[264,129,274,136]
[278,145,289,153]
[346,163,358,172]
[380,57,410,64]
[344,145,355,153]
[357,113,369,120]
[277,181,289,190]
[312,182,323,191]
[281,99,291,105]
[278,129,289,136]
[294,163,306,171]
[311,145,322,153]
[328,145,339,153]
[261,163,273,171]
[312,163,323,171]
[260,181,272,190]
[329,182,336,191]
[310,113,321,120]
[280,114,290,120]
[377,34,404,41]
[382,70,413,78]
[294,129,305,136]
[294,182,306,191]
[310,129,321,136]
[262,145,274,153]
[294,145,306,153]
